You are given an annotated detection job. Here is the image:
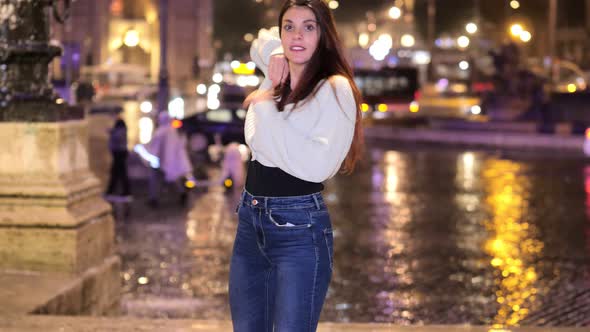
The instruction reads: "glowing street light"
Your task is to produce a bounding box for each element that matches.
[510,0,520,9]
[358,33,370,48]
[328,1,339,10]
[400,34,415,48]
[510,23,524,37]
[243,33,254,42]
[124,29,140,47]
[196,84,207,95]
[457,35,470,48]
[378,34,393,49]
[369,39,391,61]
[520,31,532,43]
[212,73,223,83]
[140,101,153,113]
[466,22,478,34]
[389,6,402,20]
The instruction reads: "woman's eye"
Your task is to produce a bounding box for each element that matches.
[283,25,293,31]
[305,25,316,32]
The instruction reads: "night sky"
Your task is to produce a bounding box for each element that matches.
[214,0,588,58]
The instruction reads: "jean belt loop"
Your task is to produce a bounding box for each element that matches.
[264,197,269,211]
[240,190,246,206]
[312,193,320,210]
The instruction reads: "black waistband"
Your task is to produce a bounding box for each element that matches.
[244,160,324,197]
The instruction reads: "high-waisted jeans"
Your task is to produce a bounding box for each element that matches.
[229,190,333,332]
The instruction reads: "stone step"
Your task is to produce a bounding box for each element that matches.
[0,315,588,332]
[0,256,120,316]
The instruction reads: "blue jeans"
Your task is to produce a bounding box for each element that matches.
[229,190,333,332]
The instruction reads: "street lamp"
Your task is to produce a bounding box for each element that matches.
[400,34,415,48]
[520,31,532,43]
[358,33,370,48]
[388,6,402,20]
[124,29,140,47]
[466,22,478,34]
[508,23,532,43]
[510,23,524,37]
[328,1,339,10]
[457,35,470,48]
[510,0,520,9]
[243,33,254,42]
[378,33,393,49]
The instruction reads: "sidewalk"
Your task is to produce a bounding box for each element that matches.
[1,315,588,332]
[3,117,589,331]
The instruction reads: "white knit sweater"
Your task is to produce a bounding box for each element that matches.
[245,28,356,183]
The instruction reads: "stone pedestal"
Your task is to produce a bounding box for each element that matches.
[0,119,120,314]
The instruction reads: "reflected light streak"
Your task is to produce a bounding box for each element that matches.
[385,165,398,193]
[457,152,477,190]
[384,150,402,165]
[183,191,238,299]
[383,151,405,205]
[483,160,543,327]
[377,149,415,315]
[455,152,480,213]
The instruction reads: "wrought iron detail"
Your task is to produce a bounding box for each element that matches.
[0,0,78,121]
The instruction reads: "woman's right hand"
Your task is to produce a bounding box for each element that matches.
[243,89,274,108]
[268,54,288,88]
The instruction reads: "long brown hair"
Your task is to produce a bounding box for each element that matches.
[275,0,363,174]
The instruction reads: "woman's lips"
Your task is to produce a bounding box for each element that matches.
[290,46,306,51]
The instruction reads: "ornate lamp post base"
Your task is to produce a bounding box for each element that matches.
[0,0,120,315]
[0,0,81,121]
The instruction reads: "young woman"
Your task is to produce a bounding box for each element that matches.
[229,1,363,331]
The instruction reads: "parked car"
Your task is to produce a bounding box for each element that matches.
[183,106,246,146]
[182,82,247,148]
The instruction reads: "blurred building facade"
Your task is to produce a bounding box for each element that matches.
[337,0,422,68]
[51,0,214,90]
[554,0,590,68]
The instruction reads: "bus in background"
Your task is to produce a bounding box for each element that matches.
[419,49,493,119]
[354,66,420,120]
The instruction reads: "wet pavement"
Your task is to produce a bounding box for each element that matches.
[113,141,590,328]
[2,315,589,332]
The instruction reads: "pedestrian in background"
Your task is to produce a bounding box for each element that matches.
[105,116,131,199]
[229,0,364,331]
[147,112,193,207]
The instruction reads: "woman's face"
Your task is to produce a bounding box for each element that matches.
[280,6,320,67]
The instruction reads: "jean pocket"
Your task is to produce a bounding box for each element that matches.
[268,209,312,229]
[323,228,334,270]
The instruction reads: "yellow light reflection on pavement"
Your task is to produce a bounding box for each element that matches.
[184,188,238,299]
[383,151,405,205]
[482,160,544,327]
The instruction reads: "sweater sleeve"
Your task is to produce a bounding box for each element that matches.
[250,27,283,78]
[247,76,357,183]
